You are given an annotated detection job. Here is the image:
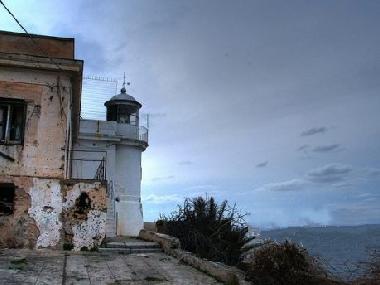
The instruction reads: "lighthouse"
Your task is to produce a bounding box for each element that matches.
[72,76,148,237]
[104,80,147,236]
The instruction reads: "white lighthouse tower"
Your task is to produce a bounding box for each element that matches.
[104,80,147,236]
[72,76,148,237]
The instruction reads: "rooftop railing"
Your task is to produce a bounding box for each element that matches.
[79,119,148,145]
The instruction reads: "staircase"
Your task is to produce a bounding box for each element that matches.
[99,237,162,254]
[106,181,117,237]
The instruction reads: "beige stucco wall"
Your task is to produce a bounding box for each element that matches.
[0,68,72,178]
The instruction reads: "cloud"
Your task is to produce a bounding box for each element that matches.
[151,175,175,181]
[297,144,310,152]
[312,144,341,153]
[365,168,380,177]
[258,179,307,192]
[300,127,327,136]
[307,163,352,183]
[143,193,181,204]
[256,161,268,168]
[184,184,218,192]
[178,160,193,165]
[330,204,380,226]
[332,182,353,189]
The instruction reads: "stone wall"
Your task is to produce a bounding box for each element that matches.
[0,176,106,250]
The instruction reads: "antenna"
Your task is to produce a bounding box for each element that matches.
[121,72,131,91]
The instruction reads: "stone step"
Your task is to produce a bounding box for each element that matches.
[104,241,160,249]
[99,240,162,254]
[98,247,162,254]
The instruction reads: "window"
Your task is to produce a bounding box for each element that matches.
[0,184,15,215]
[0,98,26,145]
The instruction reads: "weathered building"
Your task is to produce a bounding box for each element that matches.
[0,31,107,250]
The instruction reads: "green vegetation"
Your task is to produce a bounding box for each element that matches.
[158,196,252,265]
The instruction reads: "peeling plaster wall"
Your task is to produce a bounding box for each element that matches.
[0,176,39,248]
[62,181,107,250]
[0,176,106,250]
[28,178,62,248]
[71,210,106,251]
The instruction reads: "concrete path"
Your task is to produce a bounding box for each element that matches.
[0,249,222,285]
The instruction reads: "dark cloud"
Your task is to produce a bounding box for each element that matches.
[300,127,327,136]
[256,161,268,168]
[312,144,341,153]
[297,144,310,151]
[307,164,352,183]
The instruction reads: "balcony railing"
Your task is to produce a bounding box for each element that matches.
[70,149,107,181]
[79,119,148,145]
[139,126,148,144]
[94,158,106,181]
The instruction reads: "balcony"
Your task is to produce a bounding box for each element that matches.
[79,119,148,145]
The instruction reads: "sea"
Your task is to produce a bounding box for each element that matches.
[259,224,380,280]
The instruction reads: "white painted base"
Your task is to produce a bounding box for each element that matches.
[116,200,144,237]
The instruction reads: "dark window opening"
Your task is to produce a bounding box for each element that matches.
[106,105,139,126]
[0,184,15,215]
[0,98,26,145]
[106,105,117,121]
[75,192,91,214]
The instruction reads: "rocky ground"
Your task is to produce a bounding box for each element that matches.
[0,249,222,284]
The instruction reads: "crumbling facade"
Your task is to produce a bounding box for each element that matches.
[0,31,107,250]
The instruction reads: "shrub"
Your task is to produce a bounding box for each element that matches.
[353,249,380,285]
[244,240,339,285]
[158,196,252,265]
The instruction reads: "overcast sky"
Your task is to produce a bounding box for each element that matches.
[2,0,380,228]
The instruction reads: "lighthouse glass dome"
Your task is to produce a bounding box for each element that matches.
[104,86,142,126]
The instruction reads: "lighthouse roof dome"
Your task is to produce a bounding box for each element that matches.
[110,86,136,102]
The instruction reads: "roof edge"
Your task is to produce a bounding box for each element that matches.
[0,30,74,42]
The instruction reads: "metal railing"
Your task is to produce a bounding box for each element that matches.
[94,158,106,181]
[70,149,107,181]
[139,126,148,144]
[107,180,117,234]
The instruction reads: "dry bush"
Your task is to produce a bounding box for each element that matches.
[352,250,380,285]
[158,196,252,265]
[244,240,343,285]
